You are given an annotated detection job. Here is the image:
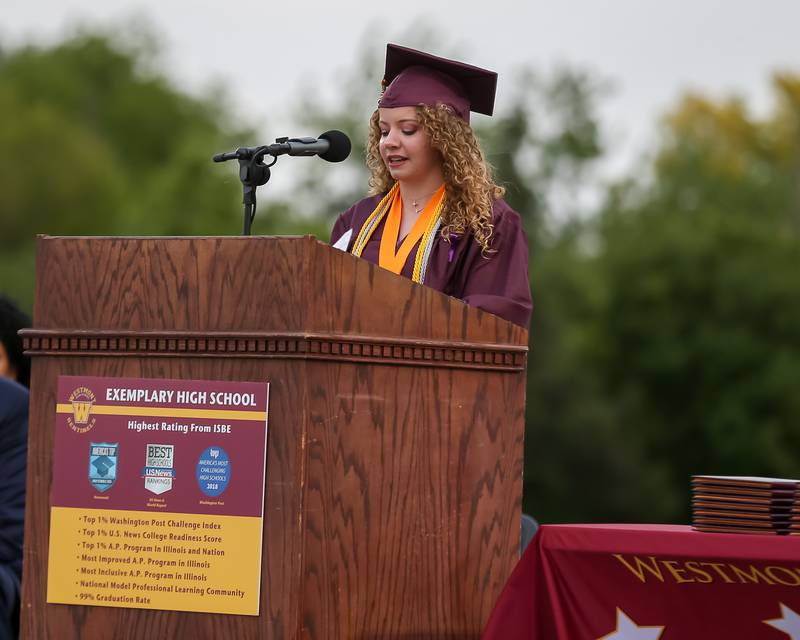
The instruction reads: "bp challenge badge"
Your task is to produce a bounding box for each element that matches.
[197,446,231,497]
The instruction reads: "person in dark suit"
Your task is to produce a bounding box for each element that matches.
[0,295,31,388]
[0,377,28,640]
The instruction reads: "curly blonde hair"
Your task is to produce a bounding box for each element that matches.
[366,104,505,254]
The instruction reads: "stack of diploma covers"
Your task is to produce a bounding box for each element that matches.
[691,475,800,535]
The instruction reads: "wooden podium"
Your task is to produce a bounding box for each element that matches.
[20,236,528,639]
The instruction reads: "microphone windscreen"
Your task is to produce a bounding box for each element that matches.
[319,130,352,162]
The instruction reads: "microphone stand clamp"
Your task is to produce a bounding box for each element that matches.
[214,146,278,236]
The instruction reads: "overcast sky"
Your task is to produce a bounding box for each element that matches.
[4,0,800,186]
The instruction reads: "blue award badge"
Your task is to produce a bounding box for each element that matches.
[89,442,118,492]
[196,446,231,497]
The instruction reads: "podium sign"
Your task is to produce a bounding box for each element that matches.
[46,376,269,615]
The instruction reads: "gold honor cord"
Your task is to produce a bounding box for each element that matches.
[351,183,444,284]
[351,185,397,258]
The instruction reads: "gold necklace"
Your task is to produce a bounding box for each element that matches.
[407,188,441,215]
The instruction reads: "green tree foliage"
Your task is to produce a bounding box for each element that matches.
[477,68,606,243]
[522,223,682,523]
[490,71,687,523]
[0,28,263,309]
[582,79,800,520]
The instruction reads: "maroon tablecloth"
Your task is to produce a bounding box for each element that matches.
[483,524,800,639]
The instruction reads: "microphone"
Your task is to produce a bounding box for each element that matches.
[280,130,352,162]
[213,130,351,164]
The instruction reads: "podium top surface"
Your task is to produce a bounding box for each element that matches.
[32,235,527,347]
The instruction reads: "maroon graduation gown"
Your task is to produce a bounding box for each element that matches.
[330,194,532,328]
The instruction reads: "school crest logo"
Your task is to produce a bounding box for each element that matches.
[89,442,118,492]
[67,386,97,433]
[143,444,175,495]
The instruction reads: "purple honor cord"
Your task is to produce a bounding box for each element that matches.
[448,233,461,263]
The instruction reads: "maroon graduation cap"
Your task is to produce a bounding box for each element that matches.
[378,43,498,122]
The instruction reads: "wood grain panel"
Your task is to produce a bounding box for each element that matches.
[311,238,527,347]
[32,236,308,332]
[301,361,525,639]
[31,235,526,346]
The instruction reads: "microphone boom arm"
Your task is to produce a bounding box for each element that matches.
[213,131,351,235]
